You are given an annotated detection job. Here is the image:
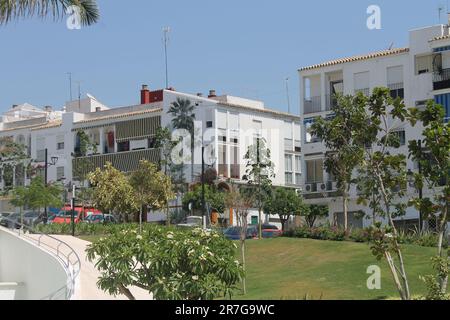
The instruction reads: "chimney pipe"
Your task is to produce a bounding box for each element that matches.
[141,84,150,104]
[208,90,217,98]
[197,93,203,97]
[44,106,53,112]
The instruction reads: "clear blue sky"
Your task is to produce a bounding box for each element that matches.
[0,0,446,114]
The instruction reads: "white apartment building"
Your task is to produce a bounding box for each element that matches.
[299,23,450,230]
[0,86,301,227]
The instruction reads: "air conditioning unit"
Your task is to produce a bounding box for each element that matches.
[305,183,317,193]
[318,182,327,192]
[332,181,338,191]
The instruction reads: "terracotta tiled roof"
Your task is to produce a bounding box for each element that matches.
[299,48,410,71]
[74,107,163,125]
[31,120,62,131]
[430,34,450,42]
[218,102,300,120]
[1,122,47,133]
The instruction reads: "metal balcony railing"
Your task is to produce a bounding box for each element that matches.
[1,220,81,300]
[433,68,450,90]
[325,94,339,111]
[303,96,322,114]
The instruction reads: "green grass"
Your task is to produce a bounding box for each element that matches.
[235,238,436,300]
[78,234,437,300]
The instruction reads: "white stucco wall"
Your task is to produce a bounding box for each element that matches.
[0,228,69,300]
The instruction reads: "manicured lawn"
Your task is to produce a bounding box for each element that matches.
[78,234,437,300]
[235,237,436,300]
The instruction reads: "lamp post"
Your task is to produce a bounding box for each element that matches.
[43,148,58,224]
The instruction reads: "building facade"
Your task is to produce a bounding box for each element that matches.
[0,87,301,227]
[299,24,450,230]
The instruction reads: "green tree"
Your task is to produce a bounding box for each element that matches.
[0,0,99,26]
[409,101,450,297]
[0,136,28,193]
[225,185,254,295]
[264,187,306,231]
[242,137,275,239]
[301,204,329,228]
[88,162,139,223]
[167,98,196,182]
[182,184,225,215]
[311,93,366,233]
[10,176,63,218]
[129,160,175,232]
[357,87,413,300]
[86,225,243,300]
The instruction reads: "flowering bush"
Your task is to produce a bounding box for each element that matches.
[86,224,244,300]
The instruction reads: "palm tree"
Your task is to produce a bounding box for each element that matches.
[167,98,196,182]
[0,0,99,26]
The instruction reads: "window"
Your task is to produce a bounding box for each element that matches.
[388,66,404,99]
[284,139,293,151]
[230,144,240,179]
[295,156,302,186]
[285,154,293,185]
[354,71,370,96]
[117,141,130,152]
[36,137,45,162]
[206,121,213,128]
[56,167,65,181]
[218,143,228,178]
[305,159,324,183]
[434,93,450,122]
[304,118,321,143]
[392,130,406,146]
[57,142,65,150]
[415,55,432,75]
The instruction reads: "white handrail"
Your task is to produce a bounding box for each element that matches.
[1,220,81,300]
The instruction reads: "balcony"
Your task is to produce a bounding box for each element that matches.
[325,94,338,111]
[303,96,322,114]
[433,68,450,90]
[73,148,160,178]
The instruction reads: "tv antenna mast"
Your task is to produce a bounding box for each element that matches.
[285,77,291,114]
[67,72,73,101]
[163,27,171,89]
[438,4,445,23]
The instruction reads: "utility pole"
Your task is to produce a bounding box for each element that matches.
[418,140,423,232]
[72,184,76,237]
[44,149,48,224]
[163,27,170,89]
[201,141,206,230]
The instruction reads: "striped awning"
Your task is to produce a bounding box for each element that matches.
[115,116,161,142]
[72,148,160,178]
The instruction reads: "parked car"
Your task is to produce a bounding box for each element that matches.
[223,226,258,240]
[22,211,41,227]
[260,224,283,238]
[0,213,21,229]
[85,214,117,224]
[0,212,13,223]
[177,216,203,228]
[52,206,102,224]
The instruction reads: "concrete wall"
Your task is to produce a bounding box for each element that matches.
[0,228,69,300]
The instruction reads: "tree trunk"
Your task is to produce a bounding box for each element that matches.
[343,186,349,233]
[437,203,449,294]
[258,206,262,240]
[139,206,143,234]
[119,284,136,300]
[378,174,410,300]
[241,239,246,295]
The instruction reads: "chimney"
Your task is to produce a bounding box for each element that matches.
[141,84,150,104]
[208,89,217,98]
[12,104,18,109]
[44,105,53,112]
[197,93,203,97]
[95,107,101,112]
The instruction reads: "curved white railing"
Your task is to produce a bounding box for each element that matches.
[2,221,81,300]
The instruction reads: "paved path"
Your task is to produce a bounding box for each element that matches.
[52,235,153,300]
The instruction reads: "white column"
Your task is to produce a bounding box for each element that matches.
[321,72,327,111]
[99,127,105,154]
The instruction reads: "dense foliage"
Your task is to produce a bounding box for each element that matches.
[86,225,244,300]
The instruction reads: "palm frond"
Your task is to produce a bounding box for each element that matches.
[0,0,99,26]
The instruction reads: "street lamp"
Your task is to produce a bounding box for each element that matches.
[43,148,58,224]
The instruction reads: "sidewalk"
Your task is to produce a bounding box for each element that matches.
[53,235,153,300]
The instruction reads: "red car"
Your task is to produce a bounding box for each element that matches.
[261,224,283,238]
[52,206,102,224]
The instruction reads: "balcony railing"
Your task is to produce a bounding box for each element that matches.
[354,88,370,96]
[433,68,450,90]
[303,96,322,114]
[73,148,160,178]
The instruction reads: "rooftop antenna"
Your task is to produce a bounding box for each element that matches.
[163,27,171,89]
[438,4,445,23]
[285,77,291,114]
[67,72,73,101]
[75,81,83,111]
[388,42,394,50]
